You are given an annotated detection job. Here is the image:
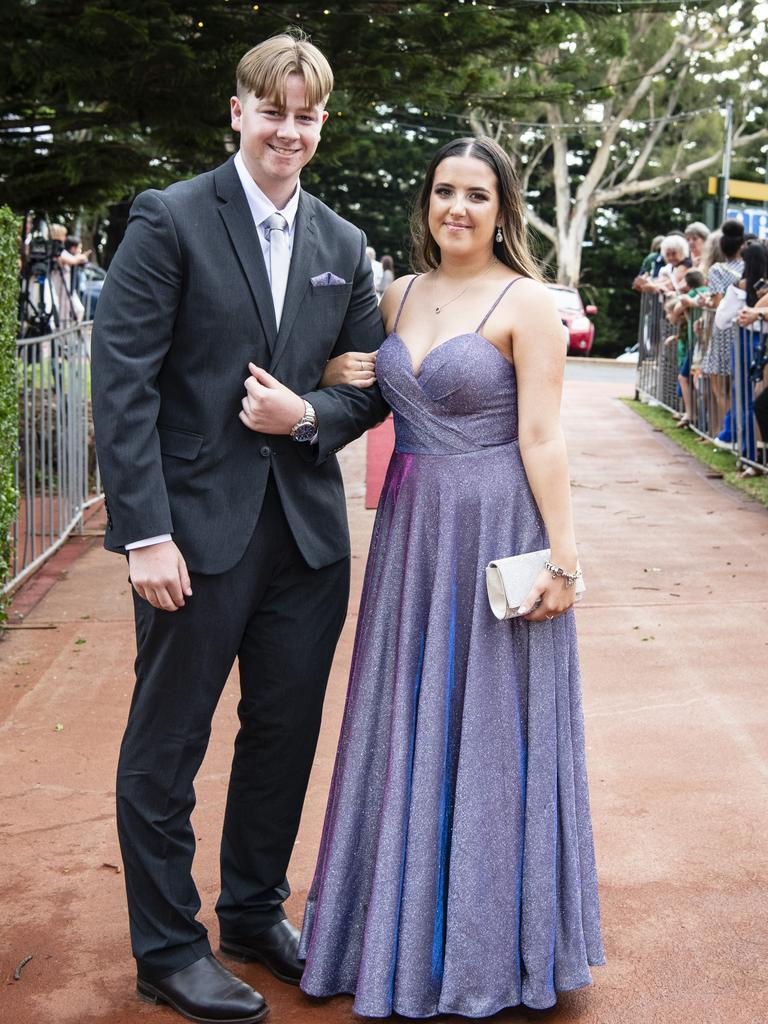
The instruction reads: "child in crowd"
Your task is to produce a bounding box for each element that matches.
[666,270,710,428]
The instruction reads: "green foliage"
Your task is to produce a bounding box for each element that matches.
[0,0,569,260]
[623,398,768,507]
[0,205,19,616]
[469,1,767,285]
[5,0,754,292]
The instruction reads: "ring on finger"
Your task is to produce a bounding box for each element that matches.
[359,359,364,371]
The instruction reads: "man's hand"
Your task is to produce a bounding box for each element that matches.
[240,362,305,434]
[128,540,192,611]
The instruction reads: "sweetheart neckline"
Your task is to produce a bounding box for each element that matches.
[388,330,515,380]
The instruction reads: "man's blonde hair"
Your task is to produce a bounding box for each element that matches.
[236,32,333,106]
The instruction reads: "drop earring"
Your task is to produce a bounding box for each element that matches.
[495,227,503,243]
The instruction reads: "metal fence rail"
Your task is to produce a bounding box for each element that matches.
[733,323,768,474]
[635,292,767,474]
[6,322,102,595]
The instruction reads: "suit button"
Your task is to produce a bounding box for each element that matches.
[259,445,271,457]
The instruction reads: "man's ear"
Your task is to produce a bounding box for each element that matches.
[321,110,329,125]
[230,95,243,132]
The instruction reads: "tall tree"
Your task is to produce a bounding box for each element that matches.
[0,1,556,220]
[469,0,768,284]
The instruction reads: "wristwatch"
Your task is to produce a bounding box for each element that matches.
[290,400,317,442]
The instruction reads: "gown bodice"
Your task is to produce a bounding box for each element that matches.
[375,276,523,455]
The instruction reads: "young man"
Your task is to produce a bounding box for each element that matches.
[92,33,386,1024]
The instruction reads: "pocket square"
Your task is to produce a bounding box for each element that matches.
[311,272,346,287]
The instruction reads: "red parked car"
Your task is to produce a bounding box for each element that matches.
[547,285,597,355]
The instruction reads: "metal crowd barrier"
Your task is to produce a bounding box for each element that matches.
[5,322,102,596]
[635,291,767,474]
[733,324,768,474]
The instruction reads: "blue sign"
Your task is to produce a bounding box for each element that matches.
[726,206,768,238]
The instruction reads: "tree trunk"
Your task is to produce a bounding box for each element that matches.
[556,206,590,287]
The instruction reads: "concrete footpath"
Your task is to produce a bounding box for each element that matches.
[1,365,766,1024]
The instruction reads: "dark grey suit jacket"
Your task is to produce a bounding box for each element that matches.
[91,157,388,574]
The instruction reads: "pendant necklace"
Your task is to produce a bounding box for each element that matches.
[432,257,498,314]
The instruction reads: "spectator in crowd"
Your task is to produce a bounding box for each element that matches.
[714,242,768,332]
[366,245,384,300]
[735,266,768,475]
[684,221,709,270]
[707,239,768,454]
[635,235,690,295]
[656,236,692,293]
[720,260,768,475]
[668,269,710,428]
[700,220,745,440]
[50,223,89,326]
[380,253,395,292]
[741,231,759,252]
[736,277,768,331]
[636,234,665,280]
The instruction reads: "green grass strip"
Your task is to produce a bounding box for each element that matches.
[622,397,768,510]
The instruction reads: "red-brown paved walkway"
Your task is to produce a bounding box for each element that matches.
[1,367,766,1024]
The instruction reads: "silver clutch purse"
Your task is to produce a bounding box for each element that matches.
[485,548,586,620]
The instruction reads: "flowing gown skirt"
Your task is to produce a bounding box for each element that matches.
[299,440,605,1018]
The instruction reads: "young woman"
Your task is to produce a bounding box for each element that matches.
[299,136,605,1017]
[701,220,746,438]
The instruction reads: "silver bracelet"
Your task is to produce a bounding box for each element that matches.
[544,560,582,588]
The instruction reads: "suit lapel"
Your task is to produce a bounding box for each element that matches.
[269,193,317,374]
[214,160,278,351]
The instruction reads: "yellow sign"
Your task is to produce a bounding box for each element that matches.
[707,176,768,202]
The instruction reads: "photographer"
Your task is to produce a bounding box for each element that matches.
[50,224,88,326]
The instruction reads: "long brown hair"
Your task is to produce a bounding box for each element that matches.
[411,136,543,281]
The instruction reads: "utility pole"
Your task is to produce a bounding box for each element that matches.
[719,98,734,224]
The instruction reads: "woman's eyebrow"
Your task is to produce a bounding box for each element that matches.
[434,181,490,192]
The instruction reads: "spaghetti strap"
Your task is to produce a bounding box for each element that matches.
[476,277,526,332]
[392,275,419,332]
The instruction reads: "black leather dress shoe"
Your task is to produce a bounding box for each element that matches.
[136,953,268,1023]
[220,919,303,985]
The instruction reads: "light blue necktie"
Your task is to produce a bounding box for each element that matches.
[264,212,289,328]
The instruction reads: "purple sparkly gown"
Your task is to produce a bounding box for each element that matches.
[299,278,605,1017]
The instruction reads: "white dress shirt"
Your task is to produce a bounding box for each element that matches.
[126,151,302,552]
[233,149,300,284]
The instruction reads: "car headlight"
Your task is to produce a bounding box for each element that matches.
[570,316,591,332]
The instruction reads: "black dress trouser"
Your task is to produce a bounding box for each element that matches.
[116,476,350,979]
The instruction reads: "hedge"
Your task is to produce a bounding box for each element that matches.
[0,206,19,617]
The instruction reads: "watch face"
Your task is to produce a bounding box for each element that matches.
[292,421,316,442]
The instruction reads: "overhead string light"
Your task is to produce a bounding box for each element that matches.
[450,0,712,8]
[249,1,713,12]
[365,104,718,143]
[386,104,715,131]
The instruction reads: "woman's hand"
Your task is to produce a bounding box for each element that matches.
[320,350,378,389]
[518,567,578,622]
[737,307,762,327]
